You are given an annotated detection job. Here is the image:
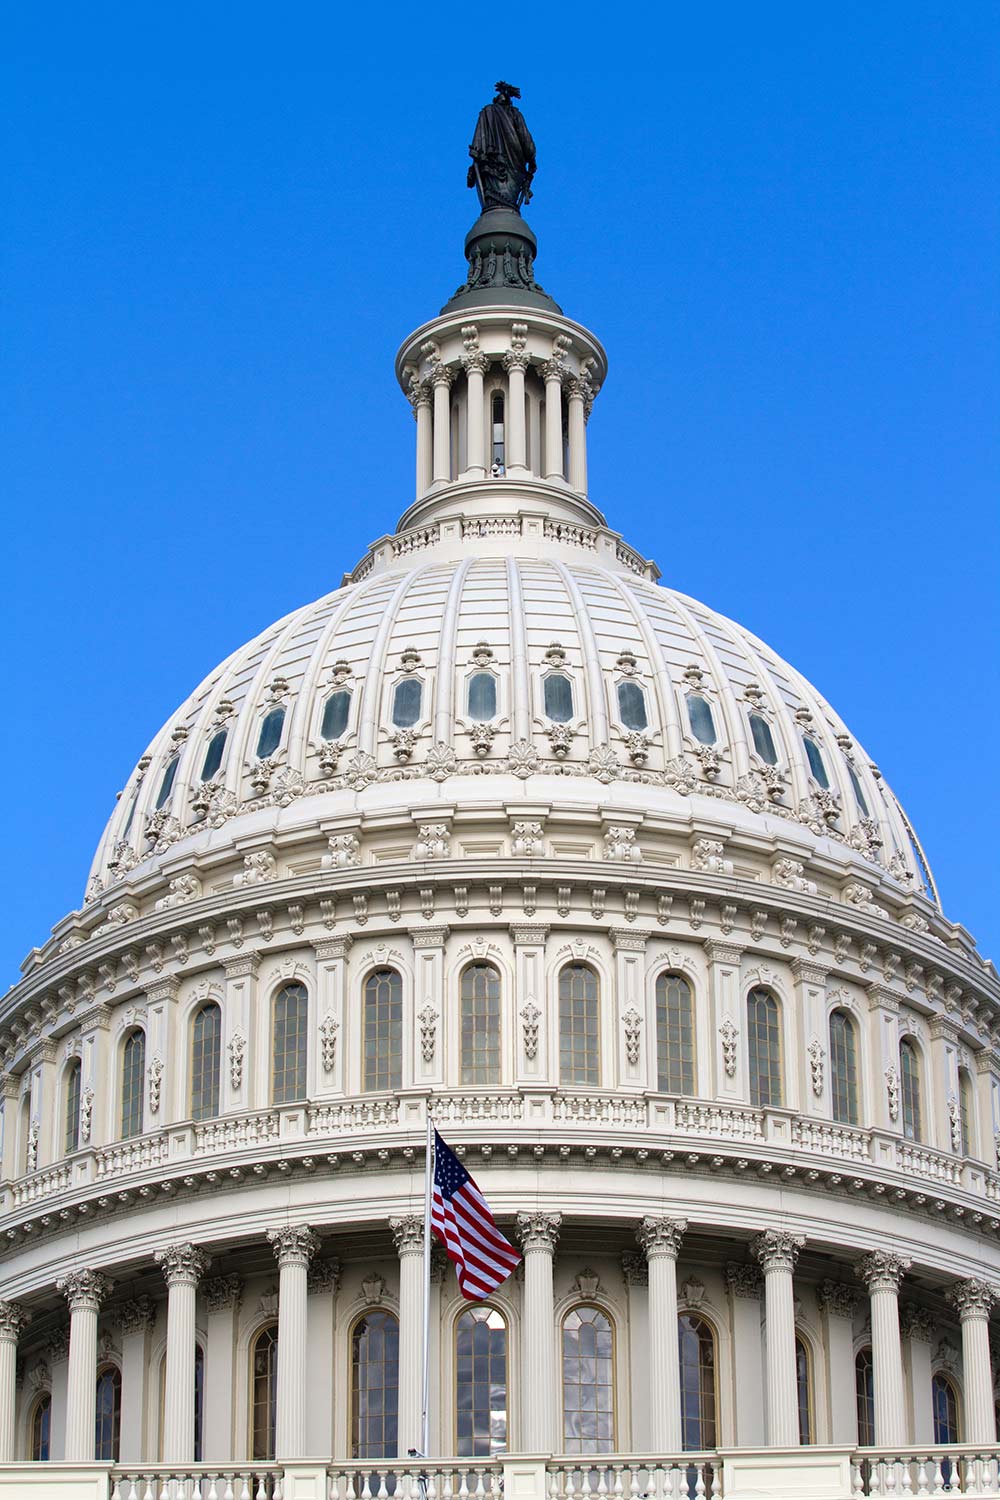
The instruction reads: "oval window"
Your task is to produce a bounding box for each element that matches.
[803,736,830,788]
[846,761,870,817]
[687,694,716,745]
[392,678,423,728]
[200,729,227,782]
[544,673,574,723]
[749,713,778,765]
[617,680,648,731]
[155,756,179,810]
[467,672,498,722]
[256,707,285,759]
[321,689,351,741]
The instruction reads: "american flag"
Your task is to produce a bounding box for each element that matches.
[431,1128,521,1300]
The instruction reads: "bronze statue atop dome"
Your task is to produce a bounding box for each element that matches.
[468,81,537,212]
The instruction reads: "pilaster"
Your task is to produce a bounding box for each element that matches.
[409,927,448,1090]
[791,959,828,1119]
[202,1274,243,1463]
[116,1297,155,1464]
[312,937,352,1100]
[817,1280,860,1445]
[704,941,745,1100]
[612,929,650,1091]
[223,953,260,1113]
[511,925,548,1085]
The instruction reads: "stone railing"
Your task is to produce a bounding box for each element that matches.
[95,1133,168,1180]
[895,1140,963,1185]
[546,1456,720,1500]
[791,1117,872,1162]
[392,524,440,558]
[853,1447,1000,1498]
[111,1465,282,1498]
[9,1160,72,1209]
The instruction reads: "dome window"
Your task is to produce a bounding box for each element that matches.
[467,672,497,722]
[392,677,423,728]
[616,680,648,731]
[749,712,778,765]
[154,755,179,811]
[846,760,870,817]
[200,728,227,782]
[686,694,716,745]
[256,707,285,759]
[803,735,830,788]
[491,392,505,474]
[544,672,574,723]
[321,688,352,741]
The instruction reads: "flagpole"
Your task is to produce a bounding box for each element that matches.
[420,1103,433,1458]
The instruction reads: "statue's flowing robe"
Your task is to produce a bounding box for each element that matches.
[468,102,536,208]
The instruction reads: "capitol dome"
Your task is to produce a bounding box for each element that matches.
[0,84,997,1500]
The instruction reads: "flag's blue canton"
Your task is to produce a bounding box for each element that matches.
[434,1131,470,1198]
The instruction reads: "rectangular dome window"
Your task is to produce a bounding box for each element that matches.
[544,673,574,723]
[392,677,423,728]
[803,735,830,788]
[617,680,648,731]
[155,755,179,810]
[467,672,497,721]
[846,761,869,817]
[256,707,285,759]
[321,689,351,741]
[200,728,227,782]
[686,694,716,745]
[749,712,778,765]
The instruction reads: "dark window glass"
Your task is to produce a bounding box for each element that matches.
[617,680,648,731]
[855,1349,875,1445]
[687,695,716,745]
[200,729,227,782]
[65,1059,82,1154]
[747,989,782,1108]
[392,678,422,728]
[256,708,285,759]
[958,1070,972,1157]
[251,1325,278,1461]
[191,1003,222,1121]
[932,1374,960,1444]
[562,1306,614,1454]
[461,964,501,1086]
[796,1338,813,1443]
[900,1039,922,1142]
[803,736,830,788]
[352,1311,399,1460]
[829,1010,859,1126]
[95,1366,121,1461]
[846,761,870,817]
[678,1314,716,1451]
[122,788,139,838]
[321,690,351,741]
[31,1393,51,1461]
[559,964,599,1086]
[272,984,308,1104]
[656,973,695,1095]
[491,393,505,473]
[194,1345,204,1463]
[456,1306,507,1456]
[467,673,498,721]
[120,1029,145,1139]
[363,970,402,1092]
[749,713,778,765]
[155,756,179,810]
[544,673,574,723]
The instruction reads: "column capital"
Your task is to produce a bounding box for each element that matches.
[540,358,567,385]
[155,1242,210,1288]
[203,1274,244,1313]
[621,1250,648,1287]
[817,1280,860,1319]
[390,1214,425,1256]
[856,1249,911,1294]
[517,1210,562,1253]
[0,1302,29,1344]
[267,1225,320,1268]
[502,348,530,374]
[725,1262,763,1299]
[900,1303,936,1343]
[430,362,455,389]
[636,1215,687,1260]
[307,1257,342,1296]
[947,1278,999,1322]
[751,1229,805,1273]
[117,1297,156,1336]
[463,351,490,377]
[57,1269,113,1312]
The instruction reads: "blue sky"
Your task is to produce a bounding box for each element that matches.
[2,6,998,983]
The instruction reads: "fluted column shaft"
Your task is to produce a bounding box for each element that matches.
[432,369,453,485]
[950,1279,998,1443]
[567,380,588,493]
[638,1216,686,1451]
[267,1226,319,1460]
[517,1212,561,1452]
[414,391,433,496]
[542,363,564,481]
[753,1230,804,1446]
[156,1243,209,1463]
[391,1215,425,1457]
[504,340,528,475]
[858,1251,910,1447]
[58,1269,112,1460]
[464,351,487,477]
[0,1303,28,1461]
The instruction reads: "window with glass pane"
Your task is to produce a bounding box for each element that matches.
[829,1010,859,1125]
[95,1366,121,1461]
[749,713,778,765]
[467,672,498,721]
[747,989,782,1108]
[65,1058,82,1154]
[251,1325,278,1461]
[364,969,402,1092]
[155,756,179,810]
[803,736,830,788]
[321,689,351,741]
[200,729,227,782]
[491,393,505,473]
[461,964,501,1086]
[559,964,599,1086]
[456,1306,507,1456]
[392,678,423,728]
[352,1311,399,1459]
[846,761,870,817]
[194,1345,204,1462]
[617,680,648,730]
[958,1070,972,1156]
[899,1039,922,1142]
[31,1393,51,1461]
[190,1002,222,1121]
[272,984,308,1104]
[562,1306,614,1454]
[544,673,574,723]
[656,973,695,1095]
[855,1349,875,1445]
[686,695,716,745]
[122,787,139,838]
[796,1338,813,1443]
[120,1029,145,1139]
[932,1374,960,1443]
[678,1314,716,1450]
[256,707,285,759]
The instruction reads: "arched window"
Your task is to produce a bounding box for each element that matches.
[120,1028,145,1140]
[392,677,423,728]
[194,1343,204,1462]
[65,1058,82,1154]
[18,1096,30,1175]
[155,755,179,810]
[855,1348,875,1446]
[747,989,782,1108]
[250,1325,278,1461]
[748,713,778,765]
[559,964,599,1087]
[846,761,870,817]
[686,695,716,745]
[617,680,648,731]
[351,1310,399,1459]
[899,1038,922,1143]
[200,729,227,782]
[655,972,695,1095]
[363,969,402,1092]
[321,689,351,741]
[29,1391,51,1461]
[829,1009,859,1126]
[562,1306,614,1454]
[796,1337,813,1444]
[456,1305,507,1456]
[272,983,308,1104]
[467,673,498,721]
[190,1002,222,1121]
[461,964,501,1086]
[678,1313,716,1450]
[803,736,830,788]
[932,1373,961,1444]
[95,1365,121,1461]
[544,673,574,723]
[958,1069,973,1157]
[491,392,505,473]
[256,707,285,760]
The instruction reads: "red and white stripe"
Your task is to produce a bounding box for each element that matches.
[431,1177,521,1301]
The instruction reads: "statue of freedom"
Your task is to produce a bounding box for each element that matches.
[467,82,537,212]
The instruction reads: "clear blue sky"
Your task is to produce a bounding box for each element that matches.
[3,6,998,985]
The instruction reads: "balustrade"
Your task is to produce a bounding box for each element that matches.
[853,1448,1000,1499]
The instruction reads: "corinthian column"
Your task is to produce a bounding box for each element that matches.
[503,334,529,476]
[431,365,454,485]
[541,360,565,481]
[155,1242,209,1462]
[391,1214,425,1458]
[566,378,588,493]
[267,1225,320,1460]
[0,1302,28,1461]
[637,1216,686,1451]
[411,380,433,496]
[857,1250,910,1446]
[58,1268,112,1460]
[463,345,489,478]
[948,1279,998,1443]
[752,1229,805,1446]
[517,1211,561,1452]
